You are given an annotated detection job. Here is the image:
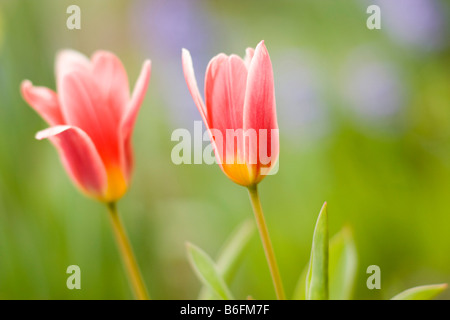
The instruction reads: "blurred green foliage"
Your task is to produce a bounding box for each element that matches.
[0,0,449,299]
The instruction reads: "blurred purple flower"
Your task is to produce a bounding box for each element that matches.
[130,0,218,127]
[274,50,330,146]
[372,0,448,51]
[131,0,216,57]
[341,47,405,122]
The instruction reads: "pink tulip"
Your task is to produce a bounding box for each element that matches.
[182,40,279,186]
[21,50,151,202]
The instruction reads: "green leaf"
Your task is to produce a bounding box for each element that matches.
[329,226,357,300]
[306,202,329,300]
[293,225,357,300]
[198,219,255,300]
[391,283,448,300]
[186,242,234,300]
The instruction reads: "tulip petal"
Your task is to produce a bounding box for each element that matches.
[91,51,130,122]
[205,54,248,166]
[21,80,65,126]
[244,48,255,69]
[121,60,151,143]
[243,41,279,173]
[182,49,225,169]
[244,41,277,131]
[55,49,91,89]
[59,70,120,166]
[182,48,209,121]
[36,125,107,198]
[206,54,247,131]
[119,59,151,179]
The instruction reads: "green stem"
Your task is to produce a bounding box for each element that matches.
[107,202,150,300]
[247,185,286,300]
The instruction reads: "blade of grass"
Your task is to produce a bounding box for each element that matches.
[306,202,329,300]
[186,242,234,300]
[198,219,255,299]
[391,283,447,300]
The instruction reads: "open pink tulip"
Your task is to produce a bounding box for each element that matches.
[182,40,279,186]
[21,50,151,202]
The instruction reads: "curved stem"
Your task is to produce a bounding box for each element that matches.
[107,202,150,300]
[247,185,286,300]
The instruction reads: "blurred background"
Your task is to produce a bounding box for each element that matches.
[0,0,449,299]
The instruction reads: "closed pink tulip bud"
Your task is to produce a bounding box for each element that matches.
[182,41,279,186]
[21,50,151,202]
